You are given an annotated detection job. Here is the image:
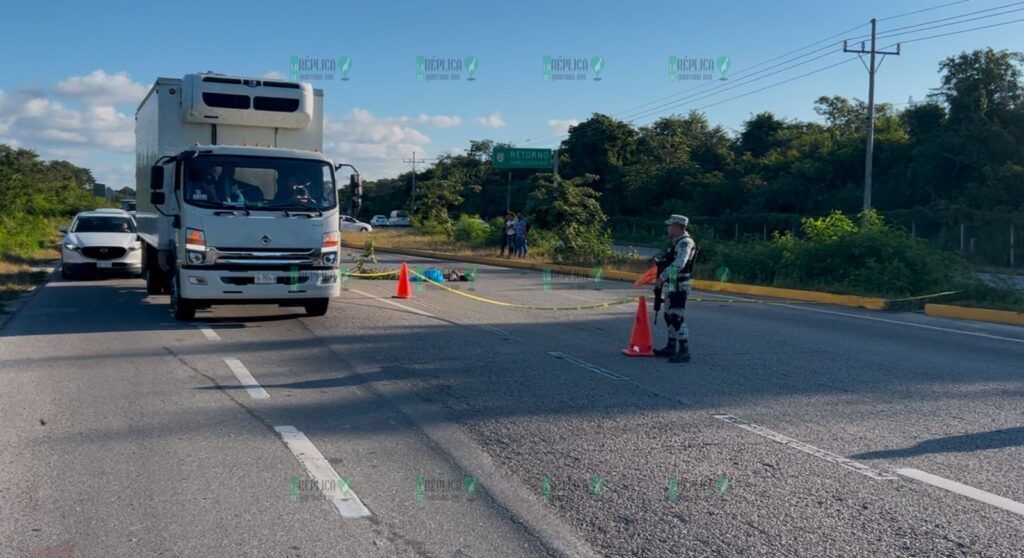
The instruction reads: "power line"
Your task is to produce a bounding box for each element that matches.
[527,5,1024,150]
[517,22,869,145]
[878,0,974,21]
[876,3,1024,41]
[536,13,1024,151]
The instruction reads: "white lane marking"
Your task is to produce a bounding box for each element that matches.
[714,414,898,480]
[197,325,220,341]
[350,288,435,318]
[222,357,269,400]
[274,426,371,518]
[896,468,1024,517]
[548,352,627,380]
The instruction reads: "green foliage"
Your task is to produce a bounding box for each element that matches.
[699,210,978,298]
[525,174,613,264]
[452,214,490,244]
[1,144,104,259]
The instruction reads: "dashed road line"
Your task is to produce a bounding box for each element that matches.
[714,414,898,480]
[896,468,1024,517]
[196,324,220,341]
[222,357,269,400]
[548,351,627,380]
[274,426,371,518]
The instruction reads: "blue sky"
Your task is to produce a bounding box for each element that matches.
[2,0,1023,186]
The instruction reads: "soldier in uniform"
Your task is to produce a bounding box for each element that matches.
[653,215,698,363]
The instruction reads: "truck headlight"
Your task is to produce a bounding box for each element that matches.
[322,252,338,266]
[186,251,205,264]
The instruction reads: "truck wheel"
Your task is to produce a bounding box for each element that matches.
[171,276,197,321]
[304,299,330,316]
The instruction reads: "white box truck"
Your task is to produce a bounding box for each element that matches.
[136,73,356,320]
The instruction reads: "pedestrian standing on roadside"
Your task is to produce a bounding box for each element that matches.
[499,211,514,256]
[514,213,529,257]
[504,212,517,258]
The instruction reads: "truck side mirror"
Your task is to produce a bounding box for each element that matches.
[151,191,166,205]
[150,165,164,191]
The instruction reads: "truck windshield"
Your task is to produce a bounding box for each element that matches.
[183,155,336,211]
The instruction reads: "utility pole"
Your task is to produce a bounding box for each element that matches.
[845,18,900,211]
[403,151,427,212]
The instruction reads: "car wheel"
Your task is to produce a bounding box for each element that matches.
[170,274,197,321]
[304,299,330,316]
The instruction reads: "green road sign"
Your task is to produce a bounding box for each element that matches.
[492,147,552,169]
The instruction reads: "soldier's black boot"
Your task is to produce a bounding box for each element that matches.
[654,340,677,357]
[669,340,691,363]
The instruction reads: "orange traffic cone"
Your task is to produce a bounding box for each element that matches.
[393,262,412,299]
[621,296,655,357]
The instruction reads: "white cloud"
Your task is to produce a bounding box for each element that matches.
[547,118,579,135]
[414,113,462,128]
[54,70,147,105]
[475,111,506,128]
[323,108,436,179]
[261,70,287,80]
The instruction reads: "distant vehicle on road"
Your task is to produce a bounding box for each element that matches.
[388,210,412,227]
[340,215,372,232]
[60,210,143,279]
[120,199,137,212]
[370,215,389,227]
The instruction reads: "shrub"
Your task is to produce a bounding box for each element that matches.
[452,214,490,245]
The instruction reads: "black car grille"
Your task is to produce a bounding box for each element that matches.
[81,246,126,260]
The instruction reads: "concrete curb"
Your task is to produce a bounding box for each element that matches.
[924,303,1024,327]
[342,241,889,311]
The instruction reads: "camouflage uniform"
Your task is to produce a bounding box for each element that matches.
[654,227,697,363]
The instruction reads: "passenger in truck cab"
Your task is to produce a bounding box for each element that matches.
[219,167,264,205]
[188,168,221,203]
[276,173,313,205]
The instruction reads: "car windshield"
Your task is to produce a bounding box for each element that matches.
[72,216,136,233]
[184,155,336,211]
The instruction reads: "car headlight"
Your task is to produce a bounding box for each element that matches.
[128,242,142,252]
[63,242,79,251]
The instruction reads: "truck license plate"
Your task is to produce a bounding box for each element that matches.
[96,261,113,269]
[254,273,275,284]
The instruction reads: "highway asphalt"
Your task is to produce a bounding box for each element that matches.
[2,249,1023,557]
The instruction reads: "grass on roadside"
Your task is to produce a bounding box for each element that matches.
[0,248,59,314]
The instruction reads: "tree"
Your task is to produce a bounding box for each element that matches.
[525,173,612,264]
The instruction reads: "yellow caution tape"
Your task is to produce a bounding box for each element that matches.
[340,269,398,278]
[408,269,639,311]
[356,266,964,310]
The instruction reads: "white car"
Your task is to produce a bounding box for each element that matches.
[60,209,143,279]
[340,215,372,232]
[388,210,412,227]
[370,215,389,227]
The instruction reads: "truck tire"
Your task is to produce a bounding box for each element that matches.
[304,299,330,316]
[170,275,197,321]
